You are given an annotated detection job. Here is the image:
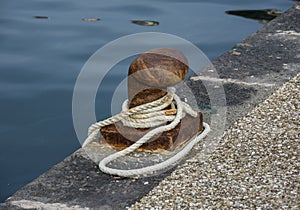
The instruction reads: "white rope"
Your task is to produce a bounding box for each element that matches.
[82,87,210,177]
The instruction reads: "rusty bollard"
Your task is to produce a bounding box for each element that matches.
[100,48,203,151]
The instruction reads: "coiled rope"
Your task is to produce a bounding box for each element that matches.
[82,87,210,177]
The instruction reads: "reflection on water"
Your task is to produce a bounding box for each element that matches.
[34,16,49,19]
[82,17,101,22]
[131,20,159,26]
[226,9,282,24]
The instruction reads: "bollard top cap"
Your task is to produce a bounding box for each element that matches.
[128,48,188,87]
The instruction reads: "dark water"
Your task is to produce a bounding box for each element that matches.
[0,0,295,202]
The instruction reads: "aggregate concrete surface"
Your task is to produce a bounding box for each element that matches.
[131,73,299,209]
[1,3,299,210]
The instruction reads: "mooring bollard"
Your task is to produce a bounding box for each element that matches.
[100,48,203,151]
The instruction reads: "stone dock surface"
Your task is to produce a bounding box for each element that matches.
[131,73,300,209]
[1,4,300,210]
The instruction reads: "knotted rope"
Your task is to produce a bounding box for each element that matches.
[82,87,210,177]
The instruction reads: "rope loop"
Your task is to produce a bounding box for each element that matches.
[82,87,210,177]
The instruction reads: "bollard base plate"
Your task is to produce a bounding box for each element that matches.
[100,112,203,151]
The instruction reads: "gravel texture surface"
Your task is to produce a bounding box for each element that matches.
[131,74,300,209]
